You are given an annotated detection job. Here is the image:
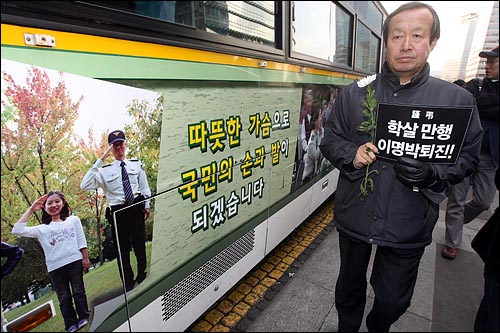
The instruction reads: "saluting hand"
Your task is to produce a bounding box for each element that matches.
[100,145,113,162]
[30,194,48,213]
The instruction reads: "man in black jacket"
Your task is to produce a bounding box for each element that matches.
[443,45,499,259]
[319,2,483,331]
[471,167,499,332]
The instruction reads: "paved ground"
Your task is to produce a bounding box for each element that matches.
[189,188,498,332]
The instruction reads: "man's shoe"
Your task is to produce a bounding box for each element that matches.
[77,318,88,330]
[441,246,458,260]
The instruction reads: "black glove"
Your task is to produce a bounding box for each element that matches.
[394,157,438,188]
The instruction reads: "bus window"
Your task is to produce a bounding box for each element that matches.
[83,1,277,47]
[292,1,354,66]
[204,1,276,46]
[343,0,383,34]
[134,1,198,26]
[292,1,383,73]
[355,22,381,73]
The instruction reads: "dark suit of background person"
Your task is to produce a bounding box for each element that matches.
[80,130,151,291]
[443,45,499,260]
[472,167,499,332]
[319,2,483,332]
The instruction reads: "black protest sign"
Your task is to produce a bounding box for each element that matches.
[374,103,473,164]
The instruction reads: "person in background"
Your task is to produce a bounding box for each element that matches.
[11,191,90,332]
[442,45,499,259]
[471,167,499,332]
[294,89,314,189]
[302,109,323,183]
[299,89,314,151]
[80,130,151,292]
[325,87,338,123]
[319,2,482,331]
[297,89,314,163]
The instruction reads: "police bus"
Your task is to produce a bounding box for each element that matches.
[1,1,386,331]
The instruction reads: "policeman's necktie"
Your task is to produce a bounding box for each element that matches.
[120,161,135,205]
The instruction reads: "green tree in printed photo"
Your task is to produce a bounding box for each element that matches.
[1,65,162,332]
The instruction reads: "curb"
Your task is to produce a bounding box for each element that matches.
[188,198,335,332]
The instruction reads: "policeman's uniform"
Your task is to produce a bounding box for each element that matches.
[81,157,151,291]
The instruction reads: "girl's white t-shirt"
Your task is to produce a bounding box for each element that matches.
[12,215,87,272]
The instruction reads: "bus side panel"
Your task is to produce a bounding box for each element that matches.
[117,222,268,332]
[311,168,339,213]
[266,187,313,254]
[265,168,338,255]
[151,83,302,282]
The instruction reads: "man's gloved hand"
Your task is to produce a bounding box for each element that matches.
[394,157,438,188]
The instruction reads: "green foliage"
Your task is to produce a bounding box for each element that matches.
[124,94,163,191]
[1,67,162,308]
[1,67,89,294]
[357,85,377,139]
[356,84,379,199]
[123,94,163,241]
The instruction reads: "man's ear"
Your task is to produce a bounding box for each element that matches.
[430,39,438,51]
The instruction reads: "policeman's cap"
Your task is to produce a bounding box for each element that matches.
[479,46,499,58]
[108,130,126,145]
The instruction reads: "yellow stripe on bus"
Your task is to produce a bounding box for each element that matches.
[1,23,360,80]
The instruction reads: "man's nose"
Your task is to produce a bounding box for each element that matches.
[401,36,412,50]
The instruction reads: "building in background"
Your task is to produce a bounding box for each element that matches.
[441,12,478,82]
[441,1,498,82]
[465,0,499,81]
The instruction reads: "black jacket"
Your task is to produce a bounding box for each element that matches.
[320,62,483,248]
[471,168,500,283]
[464,77,499,167]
